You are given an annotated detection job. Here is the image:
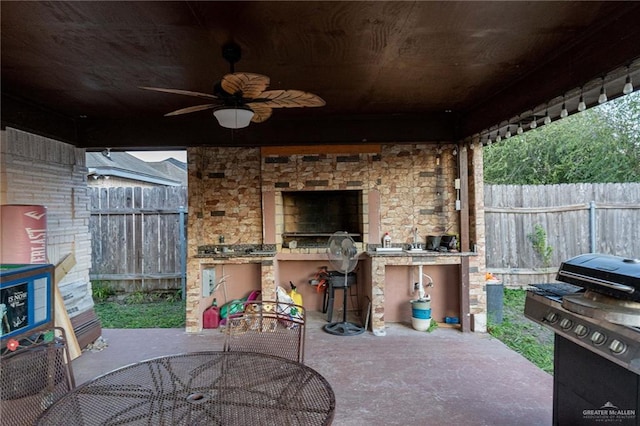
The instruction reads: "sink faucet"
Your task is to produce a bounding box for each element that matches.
[413,228,421,249]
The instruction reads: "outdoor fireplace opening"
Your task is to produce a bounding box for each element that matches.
[282,190,363,247]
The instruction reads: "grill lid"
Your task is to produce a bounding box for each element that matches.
[557,254,640,302]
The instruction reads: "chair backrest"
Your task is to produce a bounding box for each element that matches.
[223,300,306,363]
[0,327,75,425]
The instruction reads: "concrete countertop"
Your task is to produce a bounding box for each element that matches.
[367,250,477,257]
[195,250,477,259]
[194,251,277,259]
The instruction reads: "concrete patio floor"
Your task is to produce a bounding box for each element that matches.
[71,312,552,426]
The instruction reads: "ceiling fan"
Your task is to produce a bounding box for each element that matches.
[140,42,325,129]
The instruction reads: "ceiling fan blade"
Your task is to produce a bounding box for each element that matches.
[139,87,218,101]
[164,104,218,116]
[257,90,326,108]
[246,103,273,123]
[221,73,270,98]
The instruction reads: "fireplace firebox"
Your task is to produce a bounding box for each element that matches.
[282,190,363,247]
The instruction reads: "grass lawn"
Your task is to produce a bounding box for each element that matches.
[94,300,185,328]
[487,289,554,374]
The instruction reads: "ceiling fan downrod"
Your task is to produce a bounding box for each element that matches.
[221,42,242,74]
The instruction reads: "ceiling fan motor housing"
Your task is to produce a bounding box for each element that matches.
[213,82,244,105]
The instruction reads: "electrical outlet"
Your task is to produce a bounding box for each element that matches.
[455,200,461,210]
[454,178,461,189]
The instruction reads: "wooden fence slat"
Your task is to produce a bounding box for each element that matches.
[89,186,187,292]
[485,183,640,287]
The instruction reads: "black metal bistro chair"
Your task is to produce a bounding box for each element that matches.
[1,327,76,426]
[223,300,306,363]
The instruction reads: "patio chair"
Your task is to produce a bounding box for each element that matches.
[0,327,76,425]
[223,300,306,363]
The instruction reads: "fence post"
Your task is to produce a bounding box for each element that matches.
[589,201,596,253]
[179,206,186,300]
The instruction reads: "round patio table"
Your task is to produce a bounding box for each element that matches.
[36,351,335,425]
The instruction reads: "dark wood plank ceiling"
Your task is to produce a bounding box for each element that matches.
[2,1,640,149]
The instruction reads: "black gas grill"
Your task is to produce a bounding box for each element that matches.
[556,253,640,302]
[524,253,640,426]
[528,282,583,302]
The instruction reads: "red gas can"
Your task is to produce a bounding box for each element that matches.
[203,303,220,329]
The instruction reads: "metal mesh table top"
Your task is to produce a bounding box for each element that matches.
[36,351,335,426]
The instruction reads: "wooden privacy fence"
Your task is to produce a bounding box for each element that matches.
[484,183,640,286]
[89,186,188,293]
[90,184,638,291]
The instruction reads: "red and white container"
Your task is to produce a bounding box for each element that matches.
[0,205,48,264]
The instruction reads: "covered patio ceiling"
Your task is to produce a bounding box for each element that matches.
[2,1,640,149]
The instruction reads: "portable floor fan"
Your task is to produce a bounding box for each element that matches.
[323,231,365,336]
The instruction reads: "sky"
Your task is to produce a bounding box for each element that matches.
[127,150,187,162]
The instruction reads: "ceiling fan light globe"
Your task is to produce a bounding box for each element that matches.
[213,107,254,129]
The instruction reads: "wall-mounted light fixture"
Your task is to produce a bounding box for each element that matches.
[560,100,568,118]
[578,91,586,112]
[598,80,608,104]
[623,72,634,95]
[486,133,493,145]
[544,107,552,125]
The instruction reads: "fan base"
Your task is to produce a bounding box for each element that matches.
[323,321,365,336]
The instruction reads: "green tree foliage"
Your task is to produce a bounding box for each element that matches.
[484,92,640,184]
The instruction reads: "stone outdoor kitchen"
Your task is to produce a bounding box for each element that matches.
[186,142,487,335]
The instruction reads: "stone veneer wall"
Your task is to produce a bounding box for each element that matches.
[186,143,486,332]
[261,144,460,246]
[187,146,263,244]
[466,142,487,325]
[0,128,94,317]
[185,146,262,331]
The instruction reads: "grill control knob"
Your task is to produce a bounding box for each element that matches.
[609,339,627,354]
[544,312,559,323]
[574,324,588,337]
[559,318,573,330]
[590,331,606,345]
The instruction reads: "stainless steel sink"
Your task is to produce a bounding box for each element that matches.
[375,247,403,252]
